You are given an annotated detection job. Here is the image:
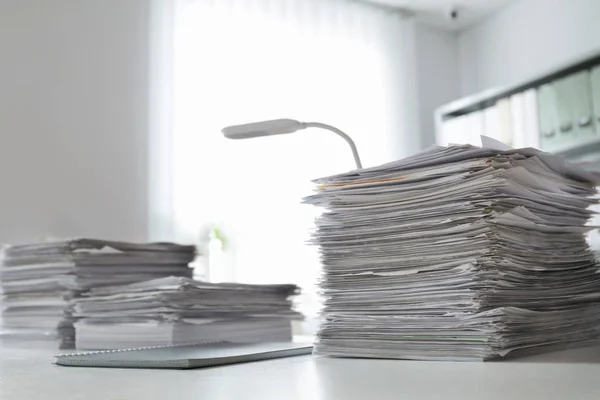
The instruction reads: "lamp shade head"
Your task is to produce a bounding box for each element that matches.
[221,119,304,139]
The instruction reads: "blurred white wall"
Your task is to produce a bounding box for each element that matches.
[0,0,150,243]
[458,0,600,95]
[415,24,460,147]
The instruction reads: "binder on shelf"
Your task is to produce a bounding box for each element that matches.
[537,83,560,151]
[569,70,597,141]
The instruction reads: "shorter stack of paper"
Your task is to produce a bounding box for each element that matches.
[72,276,302,349]
[0,239,195,347]
[305,143,600,361]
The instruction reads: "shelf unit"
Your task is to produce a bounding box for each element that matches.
[435,49,600,159]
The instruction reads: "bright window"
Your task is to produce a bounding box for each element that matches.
[150,0,417,325]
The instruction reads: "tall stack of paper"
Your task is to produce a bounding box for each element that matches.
[0,239,195,348]
[305,143,600,361]
[72,276,301,349]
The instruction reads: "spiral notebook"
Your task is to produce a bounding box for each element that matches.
[54,341,313,369]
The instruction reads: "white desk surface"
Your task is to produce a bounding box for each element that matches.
[2,341,600,400]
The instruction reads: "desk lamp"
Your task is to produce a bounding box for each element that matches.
[221,119,363,169]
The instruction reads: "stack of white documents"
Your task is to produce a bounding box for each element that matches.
[305,143,600,361]
[0,239,195,348]
[72,276,302,349]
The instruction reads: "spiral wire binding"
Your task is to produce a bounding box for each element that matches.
[55,340,227,359]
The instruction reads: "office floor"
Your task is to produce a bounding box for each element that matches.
[2,340,600,400]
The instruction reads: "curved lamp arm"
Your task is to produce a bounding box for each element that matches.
[302,122,362,169]
[221,119,363,169]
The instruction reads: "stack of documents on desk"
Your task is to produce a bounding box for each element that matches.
[0,239,195,348]
[305,142,600,361]
[72,276,301,349]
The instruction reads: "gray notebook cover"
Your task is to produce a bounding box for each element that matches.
[54,342,313,369]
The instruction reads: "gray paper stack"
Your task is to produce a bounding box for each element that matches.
[72,276,301,349]
[0,239,195,348]
[305,144,600,361]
